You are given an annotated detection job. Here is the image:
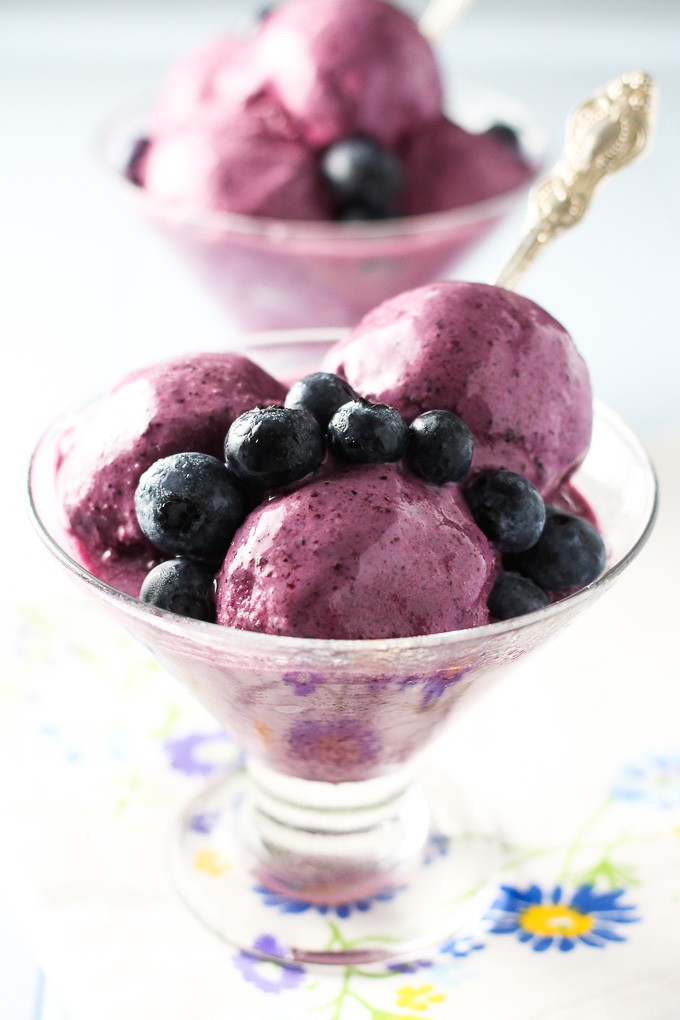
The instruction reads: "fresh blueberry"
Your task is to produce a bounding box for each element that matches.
[320,136,404,219]
[328,400,407,464]
[135,452,245,560]
[284,372,357,429]
[487,570,549,621]
[125,136,150,186]
[336,202,395,222]
[405,410,474,485]
[464,470,545,553]
[139,559,216,622]
[486,122,521,151]
[508,507,606,591]
[224,405,324,489]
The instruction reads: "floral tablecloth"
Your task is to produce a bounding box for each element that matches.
[3,435,679,1019]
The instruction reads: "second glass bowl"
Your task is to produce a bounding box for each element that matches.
[100,83,544,331]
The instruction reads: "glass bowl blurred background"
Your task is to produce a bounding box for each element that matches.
[101,81,544,331]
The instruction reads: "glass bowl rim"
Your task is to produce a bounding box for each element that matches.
[28,385,658,658]
[97,80,546,242]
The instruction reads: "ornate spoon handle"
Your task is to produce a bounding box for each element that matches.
[495,70,658,291]
[419,0,475,40]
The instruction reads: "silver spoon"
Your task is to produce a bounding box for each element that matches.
[495,70,658,291]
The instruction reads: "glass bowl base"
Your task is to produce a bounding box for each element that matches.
[170,765,505,965]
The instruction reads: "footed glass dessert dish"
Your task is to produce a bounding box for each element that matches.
[101,83,543,332]
[28,330,657,965]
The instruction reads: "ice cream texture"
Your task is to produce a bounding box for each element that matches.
[54,280,596,639]
[251,0,442,148]
[142,103,333,220]
[56,353,286,597]
[217,460,498,639]
[138,0,533,220]
[325,281,593,496]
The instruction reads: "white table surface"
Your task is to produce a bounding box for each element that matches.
[2,2,679,1016]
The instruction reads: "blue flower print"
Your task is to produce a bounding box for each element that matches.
[253,884,403,918]
[488,884,639,951]
[439,933,485,958]
[612,753,680,810]
[424,832,450,864]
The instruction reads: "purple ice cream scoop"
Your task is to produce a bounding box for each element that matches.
[137,0,534,224]
[142,97,334,220]
[148,34,248,135]
[56,353,286,596]
[398,118,534,215]
[251,0,442,149]
[324,281,593,496]
[216,459,499,639]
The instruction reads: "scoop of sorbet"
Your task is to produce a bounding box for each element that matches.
[57,353,285,596]
[216,461,499,639]
[324,281,592,496]
[139,0,535,226]
[148,34,250,134]
[142,99,333,219]
[251,0,443,148]
[398,119,533,215]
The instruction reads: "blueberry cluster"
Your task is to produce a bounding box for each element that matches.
[463,470,606,621]
[216,371,475,487]
[133,370,605,627]
[284,372,474,484]
[134,451,245,622]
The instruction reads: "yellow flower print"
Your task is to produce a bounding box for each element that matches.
[520,902,593,938]
[193,847,233,876]
[396,984,446,1012]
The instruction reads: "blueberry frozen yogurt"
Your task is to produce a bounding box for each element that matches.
[55,281,605,640]
[133,0,534,222]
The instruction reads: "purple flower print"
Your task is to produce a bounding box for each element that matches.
[233,934,305,993]
[421,668,471,707]
[287,718,381,769]
[387,958,433,974]
[398,668,471,708]
[283,670,325,696]
[189,811,218,834]
[163,731,236,777]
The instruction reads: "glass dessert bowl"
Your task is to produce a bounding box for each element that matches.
[101,81,544,332]
[28,329,657,965]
